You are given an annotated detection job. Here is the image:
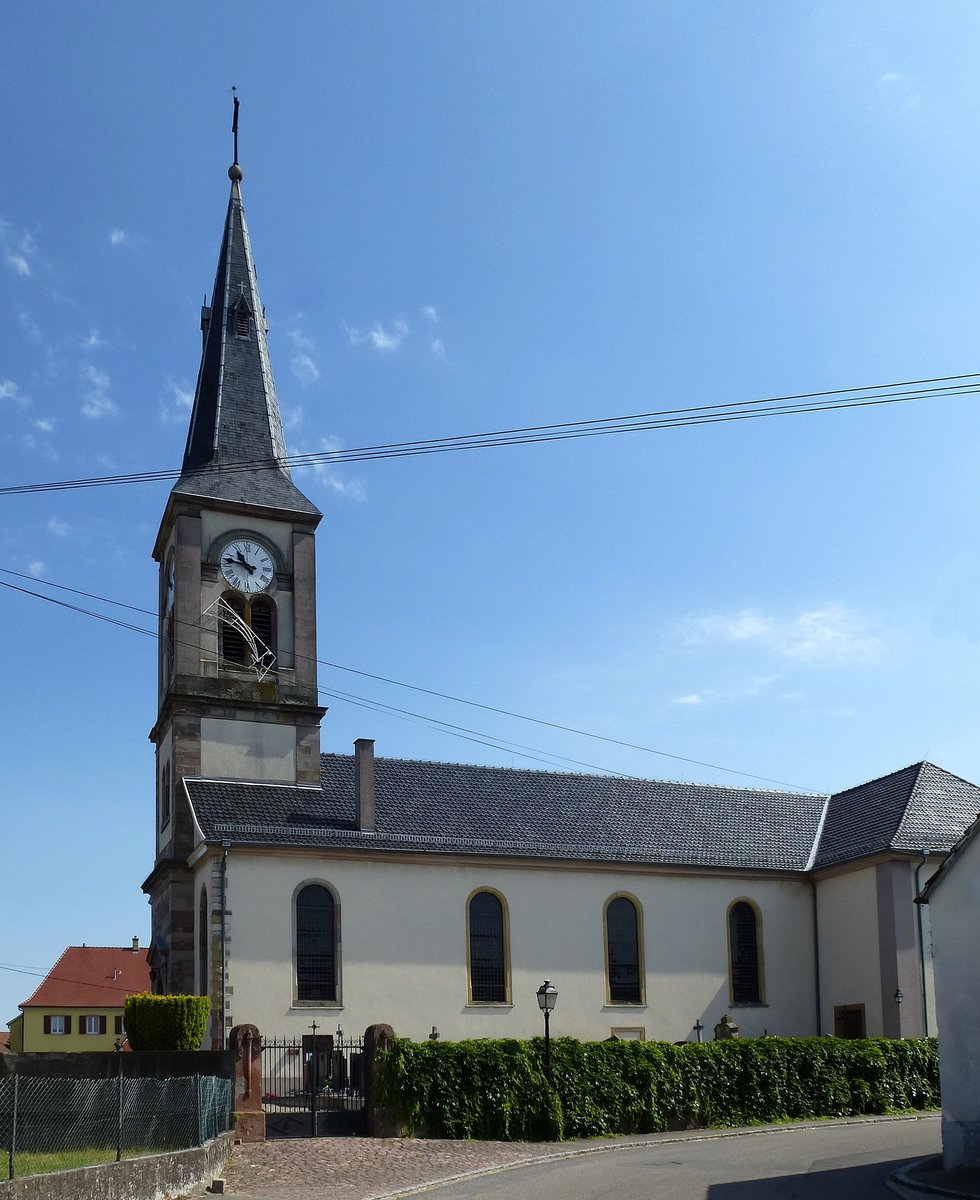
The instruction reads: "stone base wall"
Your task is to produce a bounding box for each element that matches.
[0,1132,233,1200]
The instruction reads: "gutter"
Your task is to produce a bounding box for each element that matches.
[220,841,230,1050]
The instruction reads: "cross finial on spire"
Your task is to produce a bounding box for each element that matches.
[229,87,243,182]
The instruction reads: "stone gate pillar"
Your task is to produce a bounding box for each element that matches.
[364,1023,402,1137]
[229,1023,266,1142]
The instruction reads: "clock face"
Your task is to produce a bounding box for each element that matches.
[165,554,176,613]
[220,539,275,594]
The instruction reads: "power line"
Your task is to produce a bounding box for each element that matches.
[1,371,976,497]
[0,567,818,790]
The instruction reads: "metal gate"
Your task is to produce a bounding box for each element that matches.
[261,1031,366,1137]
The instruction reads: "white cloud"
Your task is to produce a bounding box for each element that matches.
[674,693,703,706]
[26,560,45,578]
[288,329,320,385]
[108,228,129,247]
[81,330,104,350]
[878,70,921,111]
[159,380,193,424]
[292,436,366,500]
[421,305,439,323]
[80,362,117,419]
[345,317,409,353]
[431,338,447,360]
[33,417,54,432]
[0,379,30,409]
[283,406,304,431]
[19,310,42,343]
[679,604,882,664]
[47,517,69,537]
[1,225,35,277]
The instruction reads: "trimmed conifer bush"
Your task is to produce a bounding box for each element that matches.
[123,993,211,1051]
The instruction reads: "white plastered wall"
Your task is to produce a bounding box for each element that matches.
[211,851,817,1044]
[816,866,882,1034]
[927,836,980,1168]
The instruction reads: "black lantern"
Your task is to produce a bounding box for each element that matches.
[536,979,558,1080]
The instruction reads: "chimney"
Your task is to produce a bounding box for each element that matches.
[354,738,376,832]
[132,936,140,952]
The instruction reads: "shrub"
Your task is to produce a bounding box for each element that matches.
[123,993,210,1051]
[377,1035,939,1141]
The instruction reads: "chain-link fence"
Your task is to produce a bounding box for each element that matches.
[0,1072,233,1180]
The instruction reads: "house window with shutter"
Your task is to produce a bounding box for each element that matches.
[44,1015,70,1035]
[115,1015,124,1036]
[81,1015,107,1035]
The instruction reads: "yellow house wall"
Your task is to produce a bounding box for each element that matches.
[19,1006,126,1052]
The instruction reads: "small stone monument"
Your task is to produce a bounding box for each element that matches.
[713,1014,740,1040]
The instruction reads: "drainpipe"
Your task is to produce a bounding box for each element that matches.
[810,878,822,1035]
[915,850,930,1037]
[220,840,230,1050]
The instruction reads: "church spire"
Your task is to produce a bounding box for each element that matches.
[174,101,319,518]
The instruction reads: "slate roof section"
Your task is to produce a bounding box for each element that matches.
[811,762,980,869]
[19,946,152,1010]
[173,171,320,519]
[186,754,828,871]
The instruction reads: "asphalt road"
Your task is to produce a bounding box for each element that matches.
[416,1116,940,1200]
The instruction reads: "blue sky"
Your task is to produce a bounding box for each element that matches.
[4,2,980,1023]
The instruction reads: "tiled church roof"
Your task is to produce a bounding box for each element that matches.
[185,756,980,873]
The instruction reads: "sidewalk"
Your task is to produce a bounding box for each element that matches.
[216,1114,951,1200]
[892,1156,980,1200]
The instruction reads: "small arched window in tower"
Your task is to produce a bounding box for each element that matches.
[198,886,209,998]
[218,592,277,673]
[728,900,763,1004]
[220,593,249,666]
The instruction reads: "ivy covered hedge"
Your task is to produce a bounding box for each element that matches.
[123,993,211,1051]
[377,1036,939,1141]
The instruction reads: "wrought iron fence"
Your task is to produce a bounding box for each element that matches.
[0,1072,232,1180]
[261,1033,365,1136]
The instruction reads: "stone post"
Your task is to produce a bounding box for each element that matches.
[363,1024,402,1137]
[713,1014,740,1040]
[229,1023,265,1142]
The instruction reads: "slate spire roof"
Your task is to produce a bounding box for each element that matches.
[172,162,320,518]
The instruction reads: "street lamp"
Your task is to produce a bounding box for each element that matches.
[536,979,558,1081]
[894,988,904,1005]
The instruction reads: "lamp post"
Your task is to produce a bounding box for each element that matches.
[536,980,558,1081]
[894,988,904,1006]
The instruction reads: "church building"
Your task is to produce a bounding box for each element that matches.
[143,146,980,1050]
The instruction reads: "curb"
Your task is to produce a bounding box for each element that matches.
[888,1156,980,1200]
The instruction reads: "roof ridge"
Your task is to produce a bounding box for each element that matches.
[320,751,825,797]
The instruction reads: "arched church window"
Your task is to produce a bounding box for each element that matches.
[296,884,337,1003]
[605,895,643,1004]
[728,900,763,1004]
[467,890,509,1004]
[198,886,209,997]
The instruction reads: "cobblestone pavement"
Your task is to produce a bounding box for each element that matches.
[219,1136,581,1200]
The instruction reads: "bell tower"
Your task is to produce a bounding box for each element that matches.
[143,128,325,997]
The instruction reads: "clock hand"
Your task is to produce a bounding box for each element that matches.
[235,550,256,574]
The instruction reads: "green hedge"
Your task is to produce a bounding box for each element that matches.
[123,993,211,1051]
[378,1036,939,1141]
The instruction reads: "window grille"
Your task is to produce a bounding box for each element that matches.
[216,592,276,674]
[296,885,336,1003]
[606,896,642,1004]
[220,593,249,666]
[468,891,506,1003]
[729,901,761,1003]
[234,304,251,337]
